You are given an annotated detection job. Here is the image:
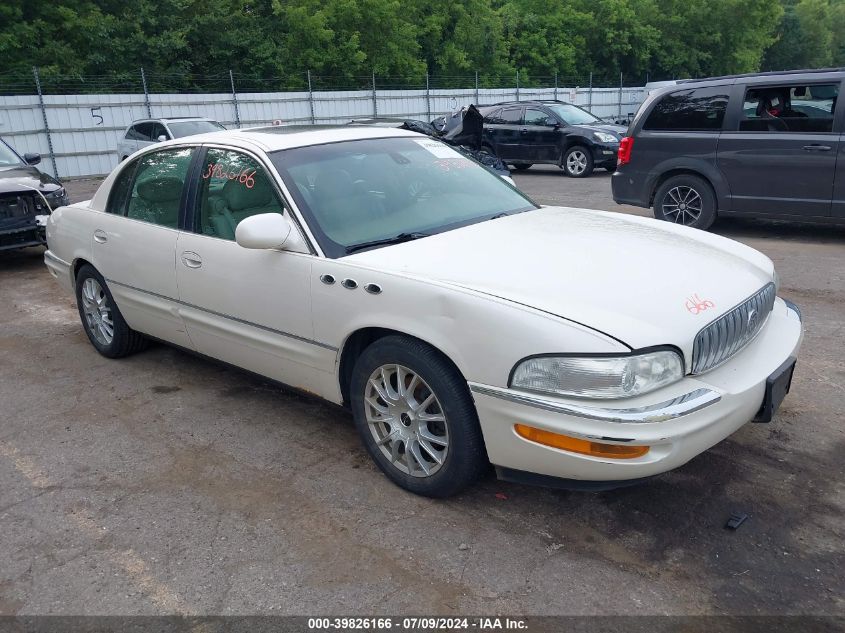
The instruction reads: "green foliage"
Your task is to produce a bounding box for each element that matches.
[0,0,828,93]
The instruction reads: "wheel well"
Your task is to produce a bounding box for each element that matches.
[72,258,93,281]
[337,327,462,407]
[650,169,715,207]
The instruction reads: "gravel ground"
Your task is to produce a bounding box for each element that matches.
[0,169,842,616]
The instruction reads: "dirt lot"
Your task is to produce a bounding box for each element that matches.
[0,169,843,616]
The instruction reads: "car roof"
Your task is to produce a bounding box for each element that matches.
[130,117,218,124]
[153,124,423,152]
[480,100,573,108]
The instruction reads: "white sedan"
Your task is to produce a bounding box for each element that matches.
[44,126,803,497]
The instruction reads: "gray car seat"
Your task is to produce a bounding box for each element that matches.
[128,176,183,227]
[207,174,278,240]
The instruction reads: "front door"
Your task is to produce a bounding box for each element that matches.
[90,146,195,347]
[175,147,332,390]
[521,107,561,161]
[717,81,839,218]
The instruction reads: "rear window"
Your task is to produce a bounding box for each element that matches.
[643,86,729,131]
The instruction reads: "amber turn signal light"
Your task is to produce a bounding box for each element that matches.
[514,424,649,459]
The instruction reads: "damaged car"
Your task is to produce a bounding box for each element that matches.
[0,138,68,251]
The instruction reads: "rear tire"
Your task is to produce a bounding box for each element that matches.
[75,264,147,358]
[653,174,717,230]
[511,163,532,170]
[563,146,594,177]
[350,335,487,498]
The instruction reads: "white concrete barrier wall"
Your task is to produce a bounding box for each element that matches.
[0,86,645,179]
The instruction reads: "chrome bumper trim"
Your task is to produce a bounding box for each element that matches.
[468,383,721,424]
[784,298,802,322]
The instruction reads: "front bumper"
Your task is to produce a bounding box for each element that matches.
[591,143,618,167]
[469,297,803,486]
[0,222,45,251]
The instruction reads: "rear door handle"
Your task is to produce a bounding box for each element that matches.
[802,144,832,151]
[181,251,202,269]
[520,127,529,134]
[93,229,107,243]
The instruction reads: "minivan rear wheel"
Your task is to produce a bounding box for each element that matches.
[653,175,716,230]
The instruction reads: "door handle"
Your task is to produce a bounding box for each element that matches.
[520,127,529,134]
[181,251,202,269]
[93,229,107,243]
[802,144,832,151]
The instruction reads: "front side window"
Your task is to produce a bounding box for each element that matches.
[271,137,537,258]
[125,147,193,228]
[524,108,551,126]
[0,140,23,167]
[643,86,729,131]
[740,84,838,133]
[196,148,285,240]
[150,123,169,141]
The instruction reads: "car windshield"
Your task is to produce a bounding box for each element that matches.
[0,141,23,167]
[167,120,226,138]
[271,137,537,258]
[546,104,600,125]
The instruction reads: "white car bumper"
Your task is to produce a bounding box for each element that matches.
[469,297,803,488]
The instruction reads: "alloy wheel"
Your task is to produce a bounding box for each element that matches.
[80,277,114,346]
[566,150,588,175]
[662,186,703,225]
[363,364,449,477]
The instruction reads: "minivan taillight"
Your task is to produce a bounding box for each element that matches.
[617,136,634,167]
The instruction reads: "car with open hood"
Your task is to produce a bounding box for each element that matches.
[43,126,802,497]
[0,138,68,252]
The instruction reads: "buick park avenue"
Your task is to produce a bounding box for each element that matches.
[43,126,803,497]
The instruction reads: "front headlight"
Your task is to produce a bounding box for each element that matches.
[510,350,684,399]
[593,132,618,144]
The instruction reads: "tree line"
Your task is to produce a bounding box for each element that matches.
[1,0,843,92]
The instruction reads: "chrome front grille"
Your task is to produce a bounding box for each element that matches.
[691,283,776,374]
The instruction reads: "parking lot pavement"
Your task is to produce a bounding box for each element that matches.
[0,173,842,616]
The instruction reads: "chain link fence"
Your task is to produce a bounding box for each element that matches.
[0,68,655,179]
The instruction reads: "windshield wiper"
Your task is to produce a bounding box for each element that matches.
[345,232,430,254]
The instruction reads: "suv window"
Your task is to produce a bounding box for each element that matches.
[483,109,502,124]
[196,148,285,241]
[125,147,193,228]
[500,108,522,124]
[740,84,838,133]
[133,122,155,142]
[643,86,729,131]
[524,108,551,126]
[150,123,169,141]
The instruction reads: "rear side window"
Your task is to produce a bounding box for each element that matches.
[483,109,502,124]
[643,86,729,131]
[740,84,838,133]
[125,147,194,228]
[500,108,522,124]
[106,162,137,215]
[133,122,155,141]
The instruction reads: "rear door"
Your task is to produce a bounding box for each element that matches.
[488,107,524,161]
[90,146,195,347]
[831,84,845,219]
[717,80,839,218]
[521,107,561,161]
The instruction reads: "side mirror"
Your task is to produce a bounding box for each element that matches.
[156,135,168,143]
[235,213,294,250]
[24,153,41,165]
[545,118,560,128]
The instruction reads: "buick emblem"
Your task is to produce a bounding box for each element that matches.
[747,309,759,331]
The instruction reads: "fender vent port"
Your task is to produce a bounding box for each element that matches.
[341,278,358,289]
[364,283,382,295]
[319,274,335,285]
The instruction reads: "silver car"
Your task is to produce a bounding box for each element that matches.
[117,117,226,161]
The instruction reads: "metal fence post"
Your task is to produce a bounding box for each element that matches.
[474,71,479,104]
[32,67,59,179]
[618,72,623,119]
[515,70,520,101]
[425,73,431,120]
[307,69,315,125]
[588,72,593,111]
[229,70,241,128]
[372,71,378,117]
[140,67,152,118]
[554,72,558,101]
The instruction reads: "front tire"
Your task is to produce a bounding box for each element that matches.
[75,264,147,358]
[653,174,717,230]
[563,146,594,177]
[350,335,487,497]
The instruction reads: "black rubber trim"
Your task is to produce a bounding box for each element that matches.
[495,466,658,492]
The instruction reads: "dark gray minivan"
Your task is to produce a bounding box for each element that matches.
[611,68,844,229]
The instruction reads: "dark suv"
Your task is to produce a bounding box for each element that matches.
[479,100,625,177]
[612,68,844,230]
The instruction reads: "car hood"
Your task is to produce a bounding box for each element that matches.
[572,123,626,138]
[345,207,774,364]
[0,165,62,194]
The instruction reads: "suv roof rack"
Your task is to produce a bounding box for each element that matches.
[481,99,570,107]
[678,67,845,83]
